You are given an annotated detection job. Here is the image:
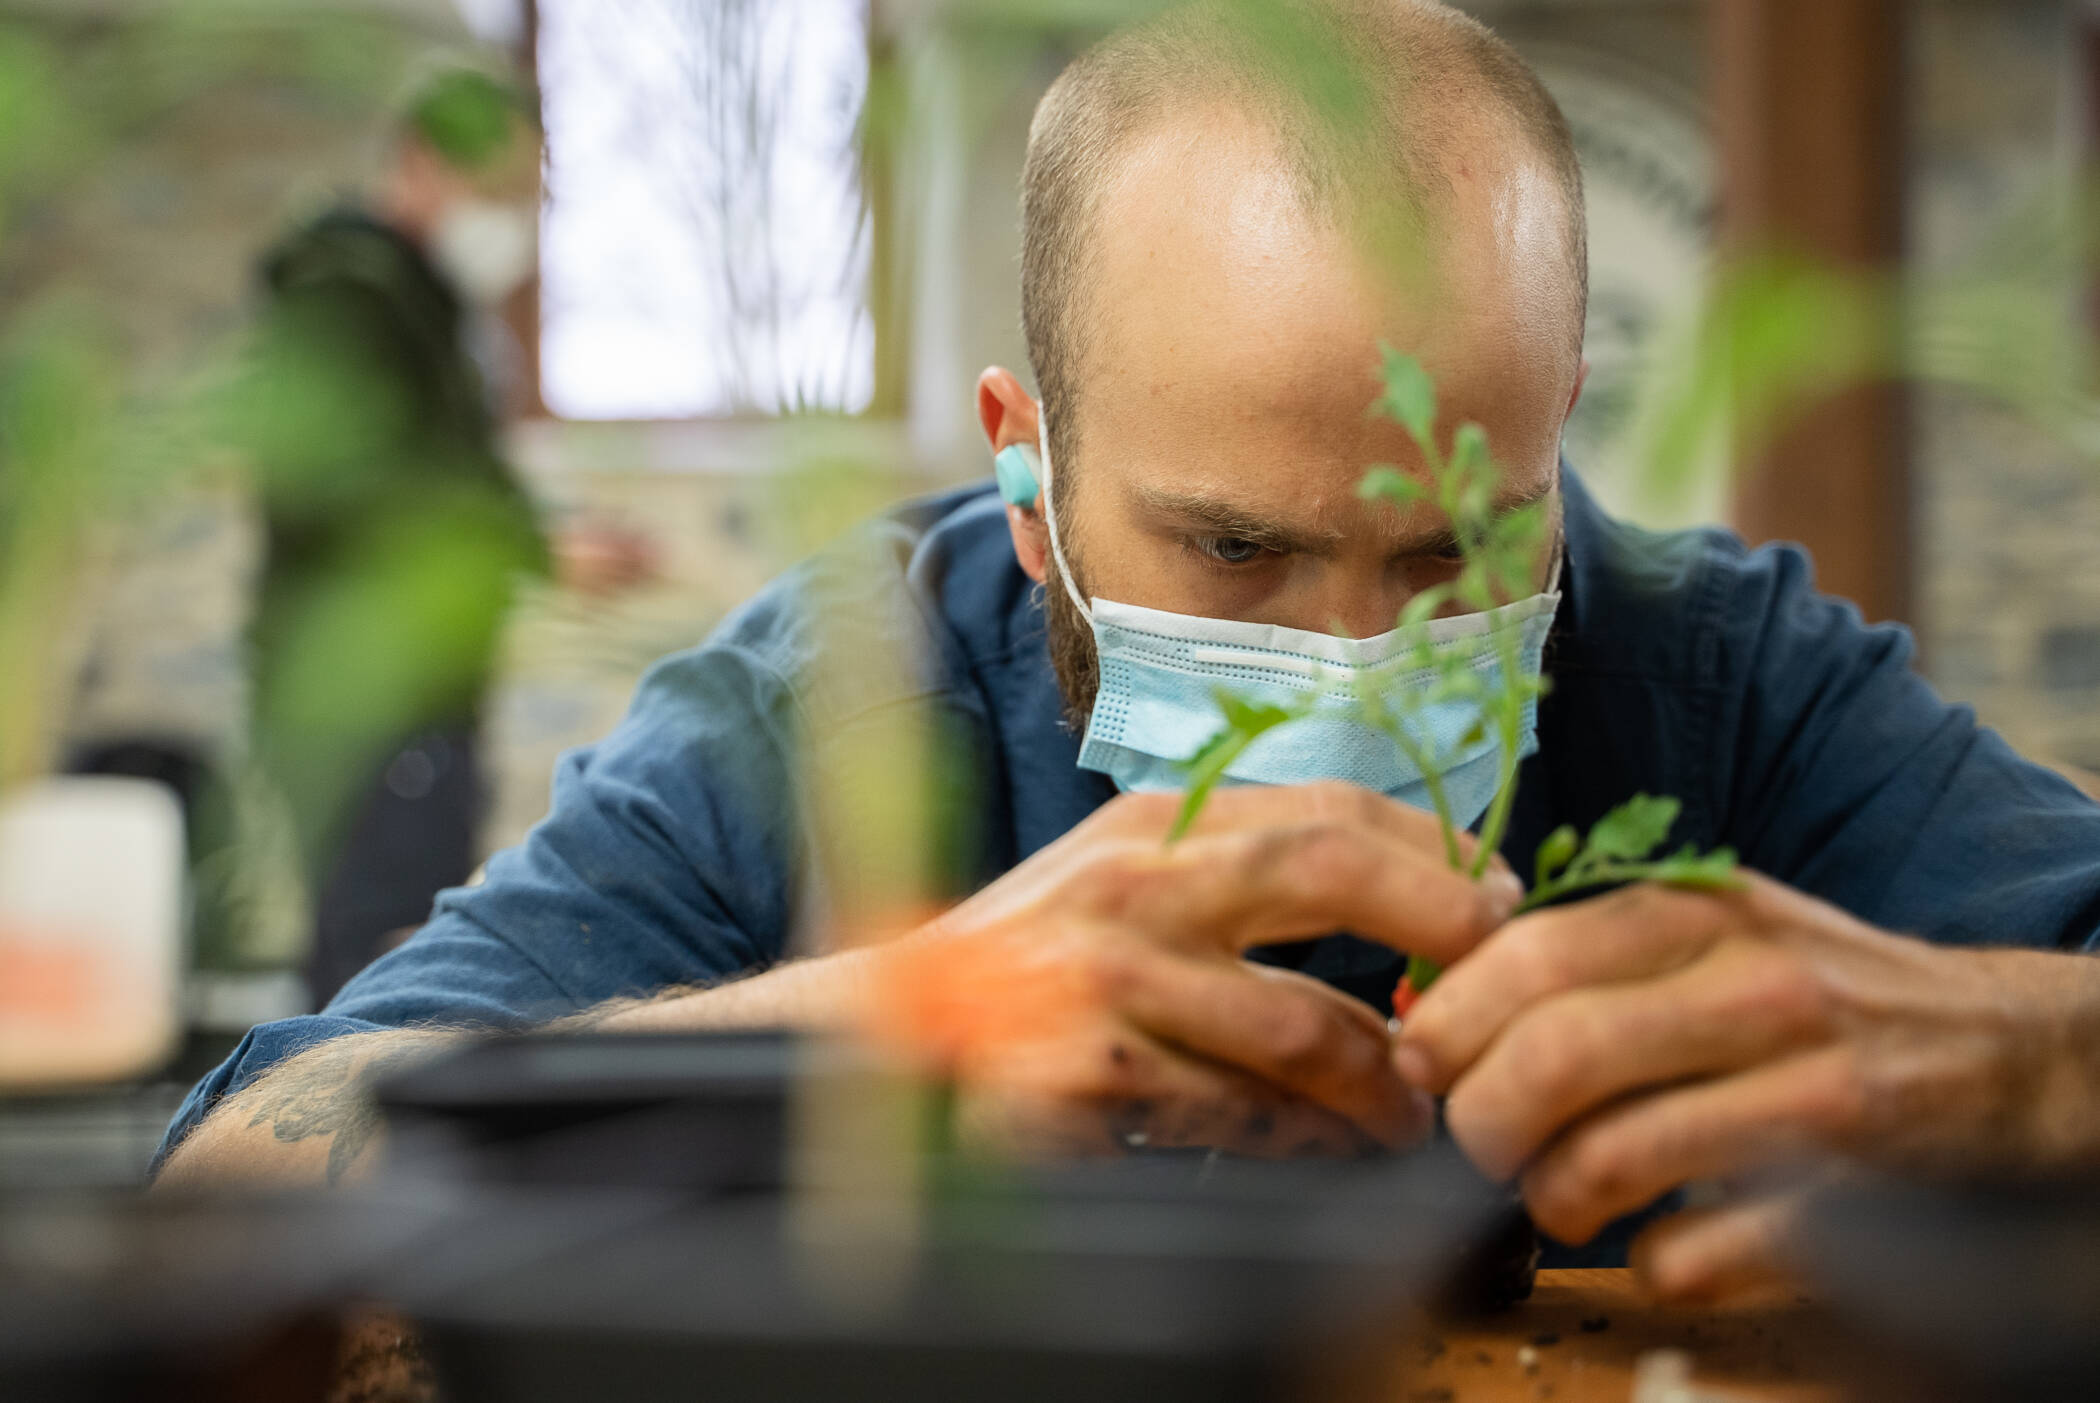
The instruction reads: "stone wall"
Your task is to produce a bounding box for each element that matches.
[1910,1,2100,772]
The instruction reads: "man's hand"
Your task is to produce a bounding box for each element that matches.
[870,781,1520,1159]
[162,782,1516,1189]
[1393,874,2100,1299]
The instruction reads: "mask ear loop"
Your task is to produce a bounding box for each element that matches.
[1038,412,1093,624]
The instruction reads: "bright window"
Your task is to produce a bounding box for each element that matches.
[537,0,875,419]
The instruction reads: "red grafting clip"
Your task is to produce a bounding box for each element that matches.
[1391,975,1421,1021]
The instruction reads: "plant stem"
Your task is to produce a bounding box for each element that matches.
[1515,861,1746,915]
[1167,730,1258,844]
[1468,628,1526,880]
[1385,719,1463,870]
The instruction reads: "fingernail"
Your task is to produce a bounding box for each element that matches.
[1486,868,1523,921]
[1392,1041,1436,1091]
[1403,1087,1437,1144]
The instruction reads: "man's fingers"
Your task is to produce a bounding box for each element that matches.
[1397,882,1740,1093]
[1443,940,1835,1178]
[1175,780,1492,866]
[955,1024,1388,1159]
[978,782,1516,952]
[1514,1046,1857,1245]
[960,1088,1376,1160]
[1629,1191,1812,1305]
[1117,819,1518,963]
[1108,950,1432,1149]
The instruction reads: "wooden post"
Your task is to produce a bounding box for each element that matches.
[1713,0,1910,624]
[507,0,548,420]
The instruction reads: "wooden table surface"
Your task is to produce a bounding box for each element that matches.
[329,1269,1861,1403]
[1405,1269,1856,1403]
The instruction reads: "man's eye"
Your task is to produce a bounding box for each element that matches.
[1198,537,1269,565]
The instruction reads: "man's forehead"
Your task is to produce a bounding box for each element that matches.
[1082,104,1573,343]
[1069,106,1577,458]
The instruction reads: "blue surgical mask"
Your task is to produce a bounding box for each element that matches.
[1035,415,1561,827]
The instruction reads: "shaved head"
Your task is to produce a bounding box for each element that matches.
[1003,0,1588,723]
[1020,0,1586,471]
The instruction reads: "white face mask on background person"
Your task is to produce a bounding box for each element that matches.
[1031,414,1562,827]
[429,198,539,307]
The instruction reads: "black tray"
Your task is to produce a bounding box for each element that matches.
[373,1030,1537,1403]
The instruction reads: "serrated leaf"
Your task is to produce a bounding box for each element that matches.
[1534,824,1580,887]
[1372,343,1438,448]
[1583,793,1680,862]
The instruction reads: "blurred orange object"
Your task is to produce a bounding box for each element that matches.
[551,522,659,597]
[0,934,100,1021]
[0,778,184,1087]
[864,925,1101,1076]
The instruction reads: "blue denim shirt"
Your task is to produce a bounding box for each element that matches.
[160,470,2100,1258]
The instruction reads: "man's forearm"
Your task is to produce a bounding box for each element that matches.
[583,948,877,1034]
[154,950,876,1191]
[153,1028,462,1192]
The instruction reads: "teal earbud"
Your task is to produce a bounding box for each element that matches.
[993,443,1042,511]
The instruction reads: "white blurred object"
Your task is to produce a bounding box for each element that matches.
[1631,1348,1760,1403]
[537,0,873,419]
[432,197,540,307]
[453,0,526,46]
[0,778,184,1087]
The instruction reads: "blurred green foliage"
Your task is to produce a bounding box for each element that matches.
[0,3,537,967]
[409,66,532,171]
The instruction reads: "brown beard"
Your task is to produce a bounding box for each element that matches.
[1040,536,1100,733]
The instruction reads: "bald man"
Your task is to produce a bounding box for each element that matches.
[158,1,2100,1300]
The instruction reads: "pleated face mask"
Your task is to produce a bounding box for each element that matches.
[1033,415,1561,828]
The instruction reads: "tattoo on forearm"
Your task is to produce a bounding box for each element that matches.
[243,1037,440,1185]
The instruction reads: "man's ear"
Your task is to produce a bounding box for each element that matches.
[1566,357,1591,421]
[977,367,1048,584]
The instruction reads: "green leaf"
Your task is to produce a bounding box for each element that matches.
[1428,671,1485,702]
[1167,691,1304,844]
[1450,421,1489,476]
[1643,846,1744,888]
[1457,474,1495,531]
[1397,585,1448,631]
[1372,343,1438,449]
[1358,465,1430,508]
[1216,690,1296,735]
[1582,793,1681,862]
[1182,724,1239,774]
[1534,824,1579,888]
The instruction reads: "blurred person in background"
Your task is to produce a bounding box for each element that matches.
[232,67,648,1010]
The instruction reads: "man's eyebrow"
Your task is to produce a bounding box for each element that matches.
[1131,485,1346,554]
[1134,479,1555,557]
[1399,482,1556,557]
